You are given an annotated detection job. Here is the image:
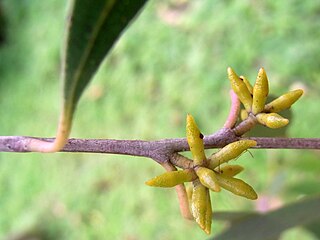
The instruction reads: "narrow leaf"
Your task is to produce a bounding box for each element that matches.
[28,0,148,152]
[63,0,148,113]
[212,195,320,240]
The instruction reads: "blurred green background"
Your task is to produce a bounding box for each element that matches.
[0,0,320,239]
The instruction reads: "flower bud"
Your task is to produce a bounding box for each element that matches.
[240,109,249,120]
[215,174,258,200]
[204,190,212,235]
[219,164,244,177]
[145,169,196,187]
[195,167,221,192]
[239,75,253,95]
[264,89,303,113]
[186,183,193,203]
[256,113,289,129]
[228,67,253,112]
[186,114,206,165]
[252,68,269,114]
[208,140,257,169]
[191,180,208,229]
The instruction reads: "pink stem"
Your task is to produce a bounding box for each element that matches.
[224,90,241,128]
[162,162,193,220]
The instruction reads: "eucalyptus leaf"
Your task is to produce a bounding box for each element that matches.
[63,0,148,117]
[212,195,320,240]
[33,0,149,152]
[304,222,320,239]
[214,211,257,223]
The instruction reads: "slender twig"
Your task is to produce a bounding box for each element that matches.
[1,135,320,158]
[250,137,320,149]
[233,114,258,136]
[0,128,237,164]
[224,90,241,129]
[170,153,193,169]
[162,162,193,220]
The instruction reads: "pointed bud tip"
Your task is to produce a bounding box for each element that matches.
[186,113,195,123]
[258,67,267,79]
[239,139,257,148]
[195,217,206,232]
[268,117,289,128]
[203,226,211,235]
[249,192,258,200]
[227,67,235,75]
[247,140,257,147]
[145,180,153,186]
[243,187,258,200]
[295,89,304,96]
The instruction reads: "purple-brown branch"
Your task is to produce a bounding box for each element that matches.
[224,90,241,129]
[0,128,235,163]
[1,133,320,162]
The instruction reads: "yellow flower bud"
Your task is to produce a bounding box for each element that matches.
[215,174,258,200]
[239,75,253,95]
[264,89,303,113]
[228,67,253,112]
[219,164,244,177]
[191,180,208,229]
[256,113,289,129]
[252,68,269,114]
[186,114,206,166]
[195,167,221,192]
[186,183,193,203]
[145,169,196,187]
[240,109,249,120]
[204,190,212,235]
[208,140,257,169]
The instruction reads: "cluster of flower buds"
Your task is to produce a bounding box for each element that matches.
[228,67,303,129]
[146,114,257,234]
[146,67,304,234]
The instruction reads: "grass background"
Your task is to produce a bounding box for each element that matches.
[0,0,320,239]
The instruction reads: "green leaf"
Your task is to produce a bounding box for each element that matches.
[63,0,148,115]
[211,195,320,240]
[214,211,258,223]
[28,0,149,152]
[304,222,320,239]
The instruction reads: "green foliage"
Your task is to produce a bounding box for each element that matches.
[213,195,320,240]
[0,0,320,239]
[63,0,147,115]
[22,0,149,151]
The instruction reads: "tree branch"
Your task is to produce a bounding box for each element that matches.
[249,137,320,149]
[0,128,236,163]
[1,132,320,164]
